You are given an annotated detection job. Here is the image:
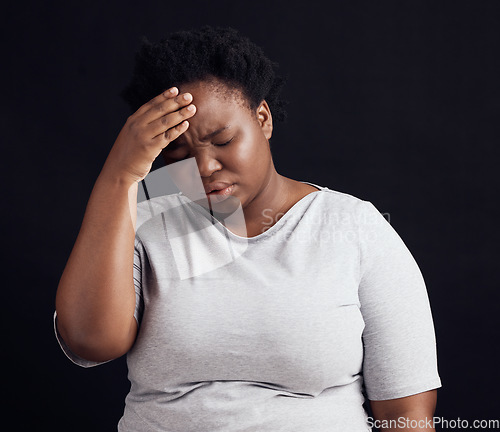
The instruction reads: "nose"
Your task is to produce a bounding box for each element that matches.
[193,149,223,178]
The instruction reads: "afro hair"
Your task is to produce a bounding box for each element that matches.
[120,25,288,123]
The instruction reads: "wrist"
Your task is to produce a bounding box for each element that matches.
[98,162,142,189]
[97,167,140,191]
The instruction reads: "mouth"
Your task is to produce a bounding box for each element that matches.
[207,184,234,197]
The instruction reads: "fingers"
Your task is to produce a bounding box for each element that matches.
[134,87,194,125]
[135,88,197,137]
[147,101,197,139]
[143,91,193,124]
[150,118,190,148]
[129,87,197,148]
[133,86,179,118]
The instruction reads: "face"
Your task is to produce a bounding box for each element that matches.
[161,79,274,217]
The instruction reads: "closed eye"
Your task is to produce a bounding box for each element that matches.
[164,137,233,161]
[215,137,234,147]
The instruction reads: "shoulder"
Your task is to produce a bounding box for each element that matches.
[309,184,372,216]
[318,186,366,204]
[301,185,391,236]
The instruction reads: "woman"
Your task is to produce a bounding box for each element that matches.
[54,26,442,431]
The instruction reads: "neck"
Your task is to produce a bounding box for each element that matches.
[240,170,294,237]
[206,169,292,238]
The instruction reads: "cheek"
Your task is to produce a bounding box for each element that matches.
[229,133,269,175]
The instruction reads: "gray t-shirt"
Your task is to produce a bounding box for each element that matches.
[54,182,442,431]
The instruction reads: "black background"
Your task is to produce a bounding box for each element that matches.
[3,0,499,430]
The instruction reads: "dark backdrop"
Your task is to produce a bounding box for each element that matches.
[4,0,499,430]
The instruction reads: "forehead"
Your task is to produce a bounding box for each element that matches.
[178,79,252,120]
[171,78,257,144]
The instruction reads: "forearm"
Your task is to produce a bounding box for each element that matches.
[55,170,138,360]
[370,390,437,432]
[374,412,435,431]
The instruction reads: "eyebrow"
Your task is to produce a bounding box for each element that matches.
[201,125,231,141]
[170,125,231,151]
[172,125,231,148]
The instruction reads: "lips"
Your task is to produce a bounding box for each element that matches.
[203,182,234,194]
[205,184,235,203]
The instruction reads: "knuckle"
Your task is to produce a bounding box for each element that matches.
[126,119,136,131]
[163,129,172,142]
[130,120,141,131]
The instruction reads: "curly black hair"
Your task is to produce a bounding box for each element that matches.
[120,25,288,123]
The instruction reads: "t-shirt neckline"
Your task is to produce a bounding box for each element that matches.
[184,181,324,242]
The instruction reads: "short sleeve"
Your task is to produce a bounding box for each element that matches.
[357,201,442,400]
[53,236,145,368]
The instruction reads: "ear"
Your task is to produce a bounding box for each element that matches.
[256,100,273,140]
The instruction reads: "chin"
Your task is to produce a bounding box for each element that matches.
[208,194,241,215]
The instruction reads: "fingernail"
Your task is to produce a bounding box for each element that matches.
[164,87,177,96]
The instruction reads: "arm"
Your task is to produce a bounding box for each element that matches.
[357,201,442,425]
[55,173,139,363]
[55,86,196,363]
[370,390,437,431]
